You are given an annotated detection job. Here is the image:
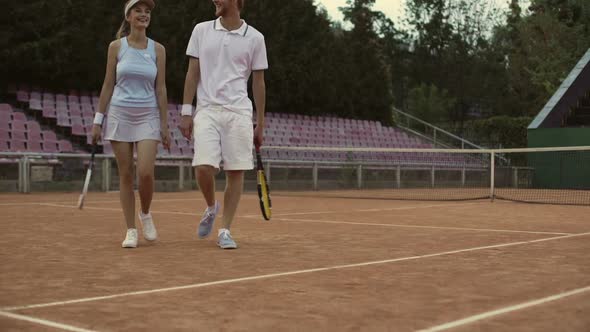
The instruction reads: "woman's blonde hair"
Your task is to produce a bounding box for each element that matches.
[116,0,133,39]
[116,0,155,39]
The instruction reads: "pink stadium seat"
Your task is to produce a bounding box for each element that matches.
[29,99,42,111]
[42,130,58,141]
[57,115,70,127]
[0,140,9,151]
[11,121,27,132]
[0,130,9,140]
[29,91,41,101]
[58,140,73,152]
[56,106,68,115]
[28,131,42,141]
[0,121,9,131]
[16,91,29,103]
[10,140,27,152]
[170,146,182,155]
[70,116,84,126]
[27,141,43,152]
[43,92,55,101]
[68,94,80,104]
[42,99,55,109]
[0,111,11,122]
[181,147,193,156]
[42,107,57,118]
[71,124,85,136]
[12,131,26,140]
[12,112,26,121]
[26,121,41,132]
[0,104,12,112]
[80,96,91,104]
[43,141,59,152]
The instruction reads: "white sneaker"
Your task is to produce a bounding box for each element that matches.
[122,228,138,248]
[138,211,158,241]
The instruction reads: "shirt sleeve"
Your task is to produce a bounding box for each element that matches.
[186,24,201,58]
[251,35,268,71]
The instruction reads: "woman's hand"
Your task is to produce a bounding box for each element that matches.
[160,123,171,150]
[91,124,102,144]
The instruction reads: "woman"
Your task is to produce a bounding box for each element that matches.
[92,0,170,248]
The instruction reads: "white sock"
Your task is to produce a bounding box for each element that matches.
[218,228,229,237]
[139,211,150,218]
[207,201,218,212]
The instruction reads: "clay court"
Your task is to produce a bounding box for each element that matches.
[1,191,589,331]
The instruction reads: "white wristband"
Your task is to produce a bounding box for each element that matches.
[181,104,194,117]
[93,113,105,125]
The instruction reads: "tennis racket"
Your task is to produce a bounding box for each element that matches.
[77,144,97,209]
[255,143,272,220]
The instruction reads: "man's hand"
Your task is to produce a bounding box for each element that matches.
[254,124,264,147]
[179,115,193,140]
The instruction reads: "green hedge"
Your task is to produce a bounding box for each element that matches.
[464,116,533,148]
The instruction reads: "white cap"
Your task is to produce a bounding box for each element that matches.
[125,0,155,17]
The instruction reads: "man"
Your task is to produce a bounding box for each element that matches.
[179,0,267,249]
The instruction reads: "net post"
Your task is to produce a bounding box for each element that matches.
[22,156,30,194]
[512,167,518,188]
[102,158,111,192]
[395,165,401,189]
[18,156,24,193]
[490,152,495,202]
[461,167,466,187]
[357,164,363,189]
[312,163,318,191]
[179,163,185,190]
[430,166,435,188]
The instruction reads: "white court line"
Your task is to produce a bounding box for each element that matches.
[240,202,483,218]
[0,311,96,332]
[0,196,259,206]
[36,202,483,219]
[417,285,590,332]
[39,203,199,216]
[0,202,57,206]
[3,231,589,312]
[273,217,571,236]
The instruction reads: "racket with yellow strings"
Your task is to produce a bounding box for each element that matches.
[255,143,272,220]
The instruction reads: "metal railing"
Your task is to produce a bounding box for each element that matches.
[393,108,484,150]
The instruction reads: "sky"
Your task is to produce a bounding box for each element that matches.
[315,0,511,26]
[315,0,406,24]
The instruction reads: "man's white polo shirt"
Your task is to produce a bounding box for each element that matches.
[186,17,268,116]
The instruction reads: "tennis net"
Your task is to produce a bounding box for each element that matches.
[260,146,590,206]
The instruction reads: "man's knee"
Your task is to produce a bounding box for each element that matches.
[196,165,217,177]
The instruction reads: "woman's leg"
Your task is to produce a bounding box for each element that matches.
[136,140,159,214]
[111,141,136,229]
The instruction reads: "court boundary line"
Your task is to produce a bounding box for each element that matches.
[34,203,568,236]
[417,285,590,332]
[0,195,259,206]
[271,217,572,236]
[0,310,96,332]
[3,231,589,313]
[35,202,484,219]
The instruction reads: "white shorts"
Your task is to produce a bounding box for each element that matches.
[192,107,254,170]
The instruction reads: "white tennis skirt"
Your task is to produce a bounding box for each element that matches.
[104,105,161,142]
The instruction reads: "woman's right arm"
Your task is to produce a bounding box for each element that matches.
[92,40,120,143]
